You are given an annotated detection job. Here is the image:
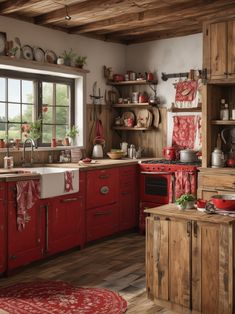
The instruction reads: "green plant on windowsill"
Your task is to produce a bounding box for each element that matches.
[175,194,196,210]
[66,125,79,145]
[62,48,76,66]
[74,55,87,69]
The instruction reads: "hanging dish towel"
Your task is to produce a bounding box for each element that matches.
[16,180,40,231]
[175,80,198,108]
[172,115,199,149]
[175,171,197,199]
[64,171,74,192]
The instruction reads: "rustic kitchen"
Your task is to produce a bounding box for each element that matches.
[0,1,234,314]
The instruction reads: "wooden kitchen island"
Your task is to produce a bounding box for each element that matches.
[145,203,235,314]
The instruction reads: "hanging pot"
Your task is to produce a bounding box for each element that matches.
[179,149,197,163]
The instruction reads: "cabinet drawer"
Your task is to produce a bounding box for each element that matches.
[86,169,118,209]
[119,166,136,191]
[199,173,235,190]
[86,204,119,241]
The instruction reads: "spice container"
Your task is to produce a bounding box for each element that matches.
[4,156,13,169]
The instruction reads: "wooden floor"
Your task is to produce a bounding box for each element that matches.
[0,232,176,313]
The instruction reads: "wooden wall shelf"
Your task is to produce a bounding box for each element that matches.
[168,107,202,112]
[0,56,90,76]
[107,79,157,86]
[211,120,235,125]
[113,126,153,131]
[112,103,150,108]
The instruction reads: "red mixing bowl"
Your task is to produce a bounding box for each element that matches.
[211,195,235,211]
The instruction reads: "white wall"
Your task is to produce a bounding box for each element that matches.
[0,16,126,102]
[126,34,202,107]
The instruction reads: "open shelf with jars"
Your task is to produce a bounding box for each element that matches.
[107,79,158,132]
[202,83,235,167]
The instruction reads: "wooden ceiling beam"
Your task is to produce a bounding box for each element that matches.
[0,0,41,14]
[34,0,164,25]
[68,0,235,35]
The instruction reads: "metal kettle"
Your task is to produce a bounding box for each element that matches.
[92,144,103,158]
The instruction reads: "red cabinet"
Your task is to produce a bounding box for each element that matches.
[86,203,119,241]
[119,166,138,231]
[86,168,118,209]
[7,180,43,271]
[45,193,84,256]
[0,182,6,274]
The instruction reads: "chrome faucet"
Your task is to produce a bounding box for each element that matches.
[22,138,37,167]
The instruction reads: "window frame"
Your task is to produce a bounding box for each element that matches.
[0,69,75,147]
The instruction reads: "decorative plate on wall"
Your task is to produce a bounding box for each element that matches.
[0,32,6,56]
[33,47,45,62]
[22,45,33,60]
[45,50,57,64]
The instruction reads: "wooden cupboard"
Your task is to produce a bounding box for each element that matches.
[203,19,235,81]
[146,203,235,314]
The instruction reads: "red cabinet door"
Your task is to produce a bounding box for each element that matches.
[0,182,6,274]
[119,166,138,231]
[86,203,119,242]
[7,181,43,271]
[86,168,118,209]
[46,193,84,256]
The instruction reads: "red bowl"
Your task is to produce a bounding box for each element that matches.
[211,195,235,211]
[197,199,207,208]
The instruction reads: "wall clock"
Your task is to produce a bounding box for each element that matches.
[0,32,6,56]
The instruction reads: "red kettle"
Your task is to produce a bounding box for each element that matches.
[163,146,176,160]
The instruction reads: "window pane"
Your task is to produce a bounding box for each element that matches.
[42,82,53,106]
[8,103,20,122]
[0,103,6,122]
[22,104,34,123]
[42,124,53,143]
[56,84,70,106]
[0,123,6,139]
[8,123,21,140]
[0,78,6,101]
[56,125,67,140]
[42,106,53,123]
[8,79,20,102]
[22,80,34,103]
[56,106,69,124]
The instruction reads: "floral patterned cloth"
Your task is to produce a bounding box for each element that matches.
[64,171,74,192]
[175,171,197,199]
[175,80,198,108]
[16,180,40,231]
[172,115,201,149]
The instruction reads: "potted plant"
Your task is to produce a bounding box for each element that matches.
[175,194,196,210]
[8,46,19,58]
[74,55,87,69]
[62,48,76,66]
[22,118,42,142]
[66,125,79,145]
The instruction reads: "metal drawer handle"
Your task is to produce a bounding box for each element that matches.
[100,186,109,195]
[95,210,112,216]
[61,197,80,203]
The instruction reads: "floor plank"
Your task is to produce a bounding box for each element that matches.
[0,232,177,313]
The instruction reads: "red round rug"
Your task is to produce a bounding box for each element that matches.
[0,281,127,314]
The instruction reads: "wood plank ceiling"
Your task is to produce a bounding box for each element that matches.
[1,0,235,44]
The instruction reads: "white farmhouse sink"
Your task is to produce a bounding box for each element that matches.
[24,167,79,199]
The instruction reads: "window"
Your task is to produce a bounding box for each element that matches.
[0,70,75,146]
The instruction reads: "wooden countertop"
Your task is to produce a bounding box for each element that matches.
[145,203,235,224]
[199,167,235,174]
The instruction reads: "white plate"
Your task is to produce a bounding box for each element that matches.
[33,47,45,62]
[22,45,33,60]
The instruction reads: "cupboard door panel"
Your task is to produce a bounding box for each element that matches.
[169,220,191,308]
[210,22,227,79]
[228,20,235,78]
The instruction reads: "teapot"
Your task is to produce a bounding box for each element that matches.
[92,144,103,158]
[120,142,128,156]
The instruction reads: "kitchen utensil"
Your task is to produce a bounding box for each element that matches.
[45,50,57,64]
[211,195,235,211]
[179,149,197,163]
[129,72,137,81]
[146,72,154,81]
[163,146,176,160]
[152,107,160,128]
[113,74,124,82]
[120,142,128,156]
[211,148,224,168]
[33,47,45,62]
[128,144,136,158]
[92,144,103,158]
[107,151,124,159]
[136,109,153,128]
[22,45,34,60]
[131,92,139,103]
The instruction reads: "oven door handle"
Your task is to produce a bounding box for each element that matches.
[140,171,174,175]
